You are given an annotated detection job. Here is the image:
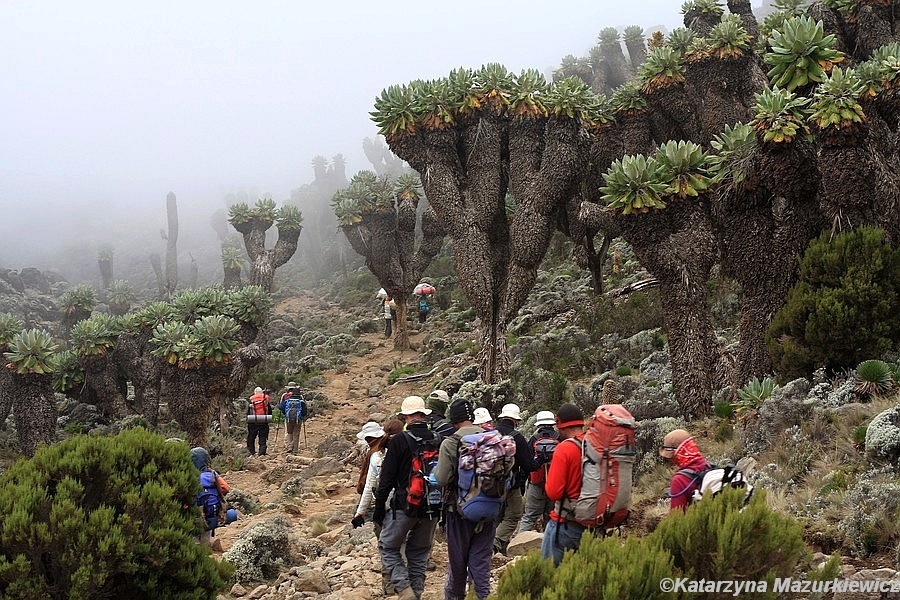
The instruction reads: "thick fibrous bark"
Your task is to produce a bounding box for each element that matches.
[9,373,56,457]
[223,265,242,289]
[80,352,129,418]
[149,253,165,299]
[234,218,302,293]
[98,257,113,290]
[115,328,163,425]
[165,192,178,298]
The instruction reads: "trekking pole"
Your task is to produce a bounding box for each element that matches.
[302,419,308,448]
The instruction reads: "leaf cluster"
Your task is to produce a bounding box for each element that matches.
[4,328,57,374]
[708,122,758,187]
[751,86,811,143]
[52,349,85,393]
[59,285,97,316]
[70,314,121,357]
[808,67,866,131]
[765,16,844,91]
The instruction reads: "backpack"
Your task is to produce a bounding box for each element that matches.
[556,404,636,529]
[197,470,225,532]
[430,416,456,438]
[283,393,306,423]
[403,431,444,517]
[677,464,754,504]
[418,298,431,313]
[249,393,269,416]
[456,430,517,523]
[529,427,559,486]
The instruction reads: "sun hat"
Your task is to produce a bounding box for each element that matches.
[399,396,432,416]
[254,386,263,394]
[357,421,386,440]
[534,410,556,427]
[473,407,492,425]
[287,381,297,387]
[427,390,450,413]
[497,403,522,421]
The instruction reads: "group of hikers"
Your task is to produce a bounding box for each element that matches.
[382,294,433,338]
[347,389,721,600]
[244,382,308,456]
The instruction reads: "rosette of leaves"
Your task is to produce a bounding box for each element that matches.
[447,67,478,119]
[395,173,423,202]
[545,77,598,123]
[52,349,84,393]
[331,190,364,227]
[765,16,844,91]
[419,77,456,131]
[60,285,97,317]
[681,0,724,16]
[171,289,215,323]
[135,301,176,329]
[751,87,812,143]
[667,28,697,55]
[193,315,240,363]
[639,46,685,92]
[371,83,420,137]
[708,14,752,59]
[150,321,192,365]
[0,313,24,350]
[648,31,666,50]
[654,140,712,199]
[733,376,776,417]
[275,204,304,231]
[598,27,621,48]
[508,69,549,119]
[224,285,272,327]
[226,202,253,228]
[757,0,810,51]
[869,43,900,89]
[600,154,669,215]
[854,359,895,396]
[251,198,277,223]
[808,67,866,131]
[708,122,758,186]
[221,246,245,271]
[822,0,859,16]
[610,82,648,114]
[4,328,57,374]
[623,25,645,46]
[473,63,514,115]
[70,315,119,357]
[107,280,134,309]
[855,60,885,98]
[583,95,616,131]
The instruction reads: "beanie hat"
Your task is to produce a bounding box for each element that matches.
[448,398,475,424]
[555,403,584,429]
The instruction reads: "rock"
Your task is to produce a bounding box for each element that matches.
[248,584,269,599]
[303,457,344,478]
[230,583,248,597]
[18,268,50,293]
[865,406,900,462]
[507,531,543,556]
[294,568,331,593]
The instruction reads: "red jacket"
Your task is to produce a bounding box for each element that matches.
[544,433,585,523]
[668,437,710,511]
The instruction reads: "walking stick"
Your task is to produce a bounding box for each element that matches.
[302,419,308,448]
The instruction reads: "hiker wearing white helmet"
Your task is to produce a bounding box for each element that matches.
[472,407,493,430]
[492,403,538,555]
[518,410,561,533]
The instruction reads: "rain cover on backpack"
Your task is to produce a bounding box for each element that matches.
[558,404,636,529]
[456,430,516,523]
[197,470,223,531]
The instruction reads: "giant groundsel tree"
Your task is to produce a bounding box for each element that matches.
[228,198,303,292]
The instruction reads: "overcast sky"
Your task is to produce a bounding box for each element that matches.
[0,0,682,268]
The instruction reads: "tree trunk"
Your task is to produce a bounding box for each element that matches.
[393,297,410,350]
[115,329,162,425]
[165,192,179,298]
[9,373,56,457]
[98,257,113,289]
[149,253,166,299]
[223,266,242,290]
[81,352,129,418]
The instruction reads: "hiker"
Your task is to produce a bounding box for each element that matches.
[426,389,456,437]
[434,398,514,600]
[277,382,306,454]
[541,403,587,565]
[659,428,711,512]
[190,446,231,546]
[372,396,442,600]
[384,297,396,337]
[492,403,537,555]
[518,410,560,533]
[246,386,271,456]
[417,295,431,323]
[472,407,493,430]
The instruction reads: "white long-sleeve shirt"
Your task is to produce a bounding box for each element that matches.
[355,449,385,517]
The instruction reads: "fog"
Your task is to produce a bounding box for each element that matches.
[0,0,681,281]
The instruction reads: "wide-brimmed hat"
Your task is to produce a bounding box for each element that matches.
[534,410,556,426]
[498,403,522,421]
[473,407,492,425]
[357,421,386,440]
[399,396,432,416]
[254,386,263,394]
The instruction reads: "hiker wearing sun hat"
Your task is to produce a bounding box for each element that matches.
[372,396,440,600]
[472,407,493,430]
[519,410,561,533]
[491,403,537,555]
[426,390,455,437]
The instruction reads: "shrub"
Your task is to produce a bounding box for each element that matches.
[387,365,416,384]
[651,488,804,584]
[614,365,633,377]
[0,428,231,599]
[854,359,895,398]
[767,228,900,380]
[222,515,293,583]
[865,406,900,462]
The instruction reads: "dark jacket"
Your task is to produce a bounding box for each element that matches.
[496,419,537,491]
[373,421,438,514]
[427,411,456,437]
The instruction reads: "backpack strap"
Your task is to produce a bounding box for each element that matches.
[670,468,707,499]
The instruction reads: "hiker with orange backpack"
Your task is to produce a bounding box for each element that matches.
[518,410,560,533]
[246,386,272,456]
[542,403,636,565]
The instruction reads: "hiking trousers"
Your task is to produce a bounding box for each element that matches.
[378,509,438,599]
[519,482,552,532]
[384,317,393,337]
[444,511,495,600]
[284,420,301,453]
[494,487,523,553]
[541,519,586,566]
[247,423,269,455]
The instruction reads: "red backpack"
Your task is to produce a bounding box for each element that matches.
[403,431,443,518]
[556,404,636,529]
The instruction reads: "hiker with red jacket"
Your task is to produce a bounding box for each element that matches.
[518,410,560,533]
[541,403,587,565]
[659,428,711,512]
[372,396,441,600]
[246,386,272,456]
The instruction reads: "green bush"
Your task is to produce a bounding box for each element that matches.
[767,228,900,380]
[0,428,232,599]
[614,365,633,377]
[387,365,416,384]
[576,290,664,340]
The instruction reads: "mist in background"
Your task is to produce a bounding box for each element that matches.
[0,0,681,284]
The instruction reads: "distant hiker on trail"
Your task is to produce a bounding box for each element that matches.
[190,446,232,546]
[492,403,537,555]
[246,386,272,456]
[659,428,711,512]
[372,396,441,600]
[417,295,431,323]
[472,407,493,430]
[518,410,560,533]
[277,382,306,454]
[541,403,586,565]
[426,389,455,437]
[384,297,396,338]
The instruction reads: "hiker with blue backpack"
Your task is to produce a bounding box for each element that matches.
[277,382,307,454]
[434,398,516,600]
[372,396,443,600]
[190,447,235,545]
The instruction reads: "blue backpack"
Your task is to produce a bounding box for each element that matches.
[197,470,223,531]
[418,298,431,313]
[455,430,517,522]
[283,393,306,423]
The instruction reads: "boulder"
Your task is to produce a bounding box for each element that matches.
[294,568,331,593]
[18,268,50,293]
[507,531,543,557]
[303,457,344,478]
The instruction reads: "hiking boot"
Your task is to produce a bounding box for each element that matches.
[426,558,436,571]
[397,585,417,600]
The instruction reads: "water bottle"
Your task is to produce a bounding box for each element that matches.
[426,472,442,506]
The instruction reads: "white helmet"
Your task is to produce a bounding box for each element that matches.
[534,410,556,427]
